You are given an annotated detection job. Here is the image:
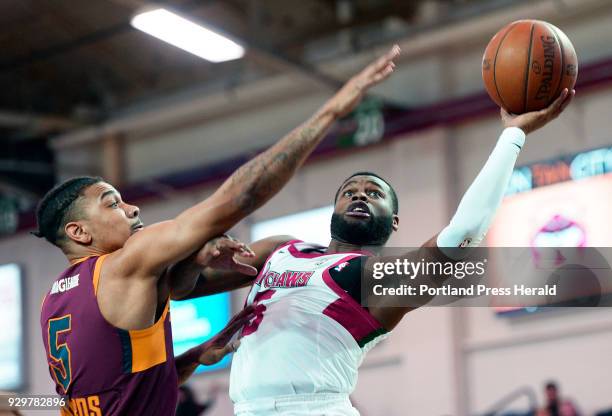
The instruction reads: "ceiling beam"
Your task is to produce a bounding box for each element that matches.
[276,2,420,51]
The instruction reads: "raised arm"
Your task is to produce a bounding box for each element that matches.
[437,88,574,257]
[370,89,575,330]
[110,46,401,280]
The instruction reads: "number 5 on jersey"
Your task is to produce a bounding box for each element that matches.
[47,315,72,393]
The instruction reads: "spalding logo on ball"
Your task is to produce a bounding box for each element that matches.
[482,19,578,114]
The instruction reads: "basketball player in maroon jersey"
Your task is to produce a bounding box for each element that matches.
[36,46,401,415]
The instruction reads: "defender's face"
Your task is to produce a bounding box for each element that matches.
[331,175,399,246]
[81,182,143,252]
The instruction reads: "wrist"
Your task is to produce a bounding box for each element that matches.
[185,345,203,364]
[500,126,526,149]
[316,103,341,121]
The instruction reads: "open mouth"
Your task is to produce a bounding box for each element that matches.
[345,201,371,218]
[131,223,144,233]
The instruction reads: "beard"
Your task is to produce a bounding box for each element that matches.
[330,212,394,246]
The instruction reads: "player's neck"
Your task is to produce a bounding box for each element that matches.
[326,238,382,255]
[66,245,110,264]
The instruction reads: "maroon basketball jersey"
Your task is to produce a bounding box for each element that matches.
[40,255,178,415]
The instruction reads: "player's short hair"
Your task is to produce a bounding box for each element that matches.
[334,171,399,214]
[33,176,103,247]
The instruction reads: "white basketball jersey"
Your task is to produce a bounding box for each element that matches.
[229,240,389,403]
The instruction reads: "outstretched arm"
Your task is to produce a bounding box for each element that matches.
[436,127,525,252]
[175,306,255,385]
[175,235,295,300]
[370,89,575,330]
[437,88,575,257]
[109,46,402,280]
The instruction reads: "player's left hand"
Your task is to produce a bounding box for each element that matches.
[194,235,258,276]
[324,44,400,118]
[198,306,255,365]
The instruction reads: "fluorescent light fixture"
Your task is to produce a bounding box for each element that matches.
[131,8,244,63]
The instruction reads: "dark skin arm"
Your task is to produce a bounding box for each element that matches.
[175,306,255,385]
[153,236,257,314]
[368,89,576,331]
[164,235,257,301]
[175,235,295,300]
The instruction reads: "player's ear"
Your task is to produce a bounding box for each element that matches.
[65,221,92,245]
[392,214,399,231]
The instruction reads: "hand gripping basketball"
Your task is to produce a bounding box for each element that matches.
[501,87,575,134]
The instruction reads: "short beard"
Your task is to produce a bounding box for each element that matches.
[330,212,394,246]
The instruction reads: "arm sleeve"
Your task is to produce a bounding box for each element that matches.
[437,127,526,258]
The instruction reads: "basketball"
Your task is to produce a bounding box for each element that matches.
[482,20,578,114]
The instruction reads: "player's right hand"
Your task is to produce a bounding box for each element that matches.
[198,306,255,365]
[324,44,400,118]
[194,235,258,276]
[501,88,575,134]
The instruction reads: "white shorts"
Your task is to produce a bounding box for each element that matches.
[234,393,360,416]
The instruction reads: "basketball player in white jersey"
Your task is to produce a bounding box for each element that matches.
[182,88,575,415]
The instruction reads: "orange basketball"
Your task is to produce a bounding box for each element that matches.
[482,20,578,114]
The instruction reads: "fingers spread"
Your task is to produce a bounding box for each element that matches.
[214,238,256,259]
[236,245,256,258]
[385,44,401,62]
[364,44,400,77]
[217,238,245,251]
[374,45,400,73]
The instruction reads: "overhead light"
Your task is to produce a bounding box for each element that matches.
[131,8,245,63]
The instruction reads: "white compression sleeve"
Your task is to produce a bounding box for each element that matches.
[437,127,526,257]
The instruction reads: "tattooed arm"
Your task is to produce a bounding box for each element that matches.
[108,45,402,280]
